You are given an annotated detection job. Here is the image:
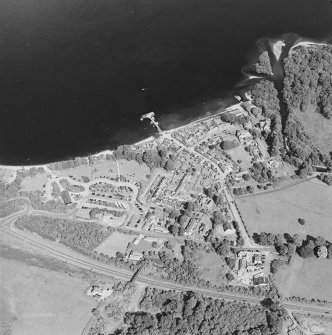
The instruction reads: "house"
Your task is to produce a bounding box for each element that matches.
[236,130,252,143]
[253,274,268,286]
[128,251,143,261]
[61,190,72,205]
[258,119,271,133]
[87,284,113,301]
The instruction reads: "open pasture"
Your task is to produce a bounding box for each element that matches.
[237,180,332,241]
[275,255,332,301]
[294,106,332,153]
[0,257,95,335]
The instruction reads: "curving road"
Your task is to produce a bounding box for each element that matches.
[1,210,331,316]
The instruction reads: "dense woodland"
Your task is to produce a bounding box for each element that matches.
[15,215,110,251]
[111,288,286,335]
[114,144,178,171]
[283,45,332,118]
[253,51,273,75]
[249,46,332,174]
[250,80,283,157]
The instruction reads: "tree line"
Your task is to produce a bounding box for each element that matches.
[110,287,286,335]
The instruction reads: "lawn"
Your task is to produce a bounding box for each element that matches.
[228,145,252,167]
[95,231,135,257]
[0,257,96,335]
[294,106,332,153]
[275,254,332,301]
[237,180,332,241]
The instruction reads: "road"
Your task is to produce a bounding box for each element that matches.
[236,176,317,199]
[1,210,331,317]
[222,187,255,247]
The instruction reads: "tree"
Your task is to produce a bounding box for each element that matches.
[298,245,314,258]
[243,174,251,181]
[116,251,124,259]
[226,273,235,281]
[253,51,273,75]
[278,244,288,256]
[246,185,254,194]
[287,243,297,257]
[237,236,245,247]
[215,239,230,257]
[257,232,268,246]
[225,257,236,269]
[274,234,284,247]
[298,218,306,226]
[205,187,213,199]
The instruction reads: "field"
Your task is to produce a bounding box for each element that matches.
[275,255,332,301]
[237,180,332,241]
[21,174,48,192]
[190,249,228,285]
[0,257,96,335]
[294,106,332,153]
[58,159,149,184]
[95,231,135,257]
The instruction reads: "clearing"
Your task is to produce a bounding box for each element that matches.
[95,231,136,257]
[21,174,48,192]
[275,254,332,301]
[190,249,229,285]
[237,180,332,241]
[294,106,332,153]
[0,257,96,335]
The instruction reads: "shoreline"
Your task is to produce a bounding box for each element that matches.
[0,102,232,171]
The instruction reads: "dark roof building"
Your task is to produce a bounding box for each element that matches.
[61,190,72,205]
[253,275,268,286]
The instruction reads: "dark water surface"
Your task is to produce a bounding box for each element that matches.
[0,0,331,165]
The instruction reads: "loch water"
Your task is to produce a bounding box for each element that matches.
[0,0,331,165]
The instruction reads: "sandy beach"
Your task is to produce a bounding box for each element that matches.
[272,40,285,60]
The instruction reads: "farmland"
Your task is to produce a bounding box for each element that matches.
[275,255,332,301]
[0,257,96,335]
[237,180,332,241]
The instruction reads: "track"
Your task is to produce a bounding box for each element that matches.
[1,211,332,316]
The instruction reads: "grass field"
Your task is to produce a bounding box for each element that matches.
[294,106,332,153]
[21,174,48,192]
[275,255,332,301]
[237,180,332,241]
[95,231,135,257]
[190,249,228,285]
[58,159,150,184]
[0,257,96,335]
